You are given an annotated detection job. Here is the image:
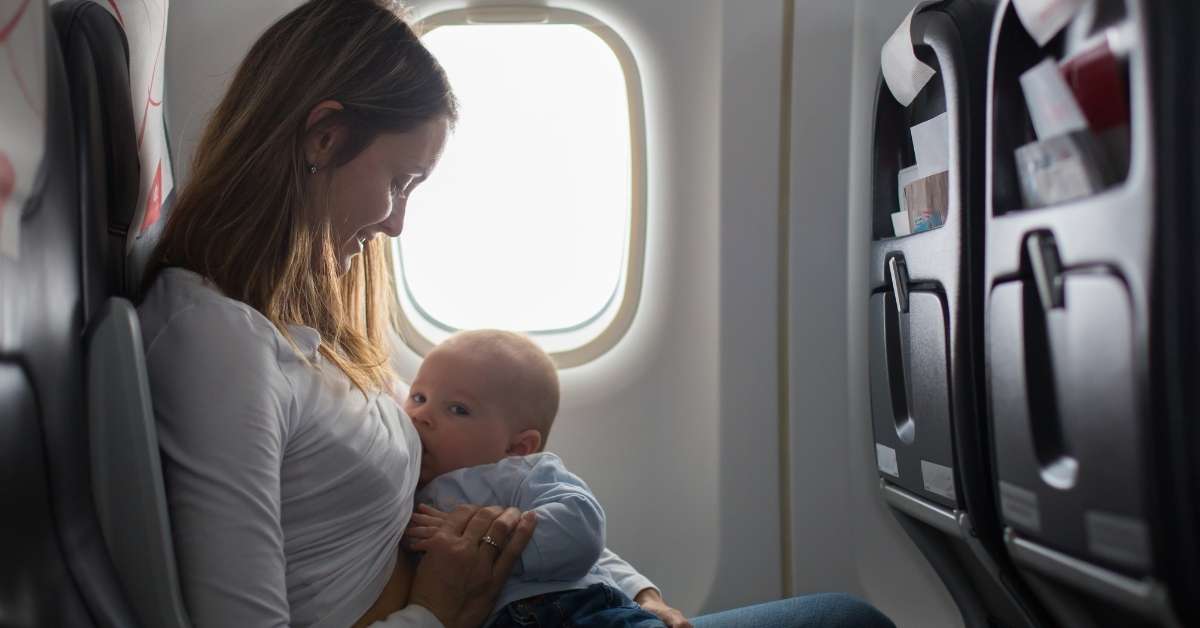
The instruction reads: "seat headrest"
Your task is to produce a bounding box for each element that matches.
[0,0,50,261]
[94,0,174,243]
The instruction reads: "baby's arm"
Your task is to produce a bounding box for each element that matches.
[511,454,606,581]
[596,548,658,600]
[597,549,692,627]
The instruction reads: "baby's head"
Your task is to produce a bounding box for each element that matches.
[403,330,559,485]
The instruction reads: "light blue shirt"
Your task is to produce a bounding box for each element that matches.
[418,453,653,620]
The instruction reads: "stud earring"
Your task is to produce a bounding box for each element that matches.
[308,164,319,174]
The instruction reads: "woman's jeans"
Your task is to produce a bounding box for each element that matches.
[490,586,895,628]
[692,593,896,628]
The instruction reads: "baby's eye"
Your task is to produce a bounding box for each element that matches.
[448,404,470,417]
[409,392,426,404]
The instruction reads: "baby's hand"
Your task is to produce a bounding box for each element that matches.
[402,504,452,552]
[636,589,693,628]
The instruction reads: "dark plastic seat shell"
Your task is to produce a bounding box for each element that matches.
[0,1,141,626]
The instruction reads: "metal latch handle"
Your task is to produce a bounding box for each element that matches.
[888,256,910,314]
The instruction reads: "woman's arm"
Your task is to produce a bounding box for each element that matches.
[353,551,417,627]
[146,305,294,627]
[364,606,443,628]
[394,505,537,628]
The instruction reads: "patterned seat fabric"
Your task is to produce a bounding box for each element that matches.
[95,0,174,289]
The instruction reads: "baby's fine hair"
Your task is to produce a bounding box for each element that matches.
[440,330,560,449]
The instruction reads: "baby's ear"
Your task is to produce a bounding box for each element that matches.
[507,429,543,456]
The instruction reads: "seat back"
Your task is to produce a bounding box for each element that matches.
[87,297,192,628]
[1,1,140,626]
[984,0,1194,625]
[55,0,174,314]
[54,1,187,626]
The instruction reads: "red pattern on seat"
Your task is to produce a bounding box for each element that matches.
[134,2,165,151]
[140,160,162,232]
[0,151,13,210]
[104,0,124,27]
[0,151,12,253]
[95,0,173,235]
[2,0,40,119]
[0,0,46,259]
[0,0,31,40]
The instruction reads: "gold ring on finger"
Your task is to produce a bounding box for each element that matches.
[480,535,502,550]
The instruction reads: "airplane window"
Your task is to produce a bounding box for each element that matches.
[393,11,645,366]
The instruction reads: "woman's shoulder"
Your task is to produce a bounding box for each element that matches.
[140,269,300,458]
[138,267,284,359]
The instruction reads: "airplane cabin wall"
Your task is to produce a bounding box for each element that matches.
[163,0,964,623]
[785,0,862,598]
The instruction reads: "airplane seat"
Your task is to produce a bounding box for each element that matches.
[0,1,144,626]
[53,2,190,627]
[868,1,1048,626]
[983,0,1196,625]
[53,0,176,313]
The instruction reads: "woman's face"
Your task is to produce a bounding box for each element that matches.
[313,115,450,274]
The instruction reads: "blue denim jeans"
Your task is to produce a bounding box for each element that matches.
[491,584,666,627]
[691,593,896,628]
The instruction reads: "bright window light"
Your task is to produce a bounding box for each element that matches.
[397,22,633,337]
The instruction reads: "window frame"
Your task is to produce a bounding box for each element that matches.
[390,5,647,368]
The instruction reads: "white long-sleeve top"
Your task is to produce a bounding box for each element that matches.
[139,268,435,628]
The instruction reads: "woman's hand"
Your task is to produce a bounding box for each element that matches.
[635,588,693,628]
[407,504,536,628]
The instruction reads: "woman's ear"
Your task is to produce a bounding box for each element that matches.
[303,100,347,169]
[506,429,543,457]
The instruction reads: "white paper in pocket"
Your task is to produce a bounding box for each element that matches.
[881,3,937,107]
[1019,58,1089,140]
[1012,0,1088,46]
[910,112,950,177]
[891,211,912,237]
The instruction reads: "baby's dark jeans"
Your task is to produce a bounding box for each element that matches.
[491,583,666,628]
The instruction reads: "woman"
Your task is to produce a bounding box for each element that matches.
[138,1,895,627]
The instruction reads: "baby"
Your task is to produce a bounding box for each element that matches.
[399,330,666,628]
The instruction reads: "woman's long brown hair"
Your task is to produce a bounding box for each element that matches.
[143,0,456,393]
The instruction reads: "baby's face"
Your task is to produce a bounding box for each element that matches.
[403,344,516,485]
